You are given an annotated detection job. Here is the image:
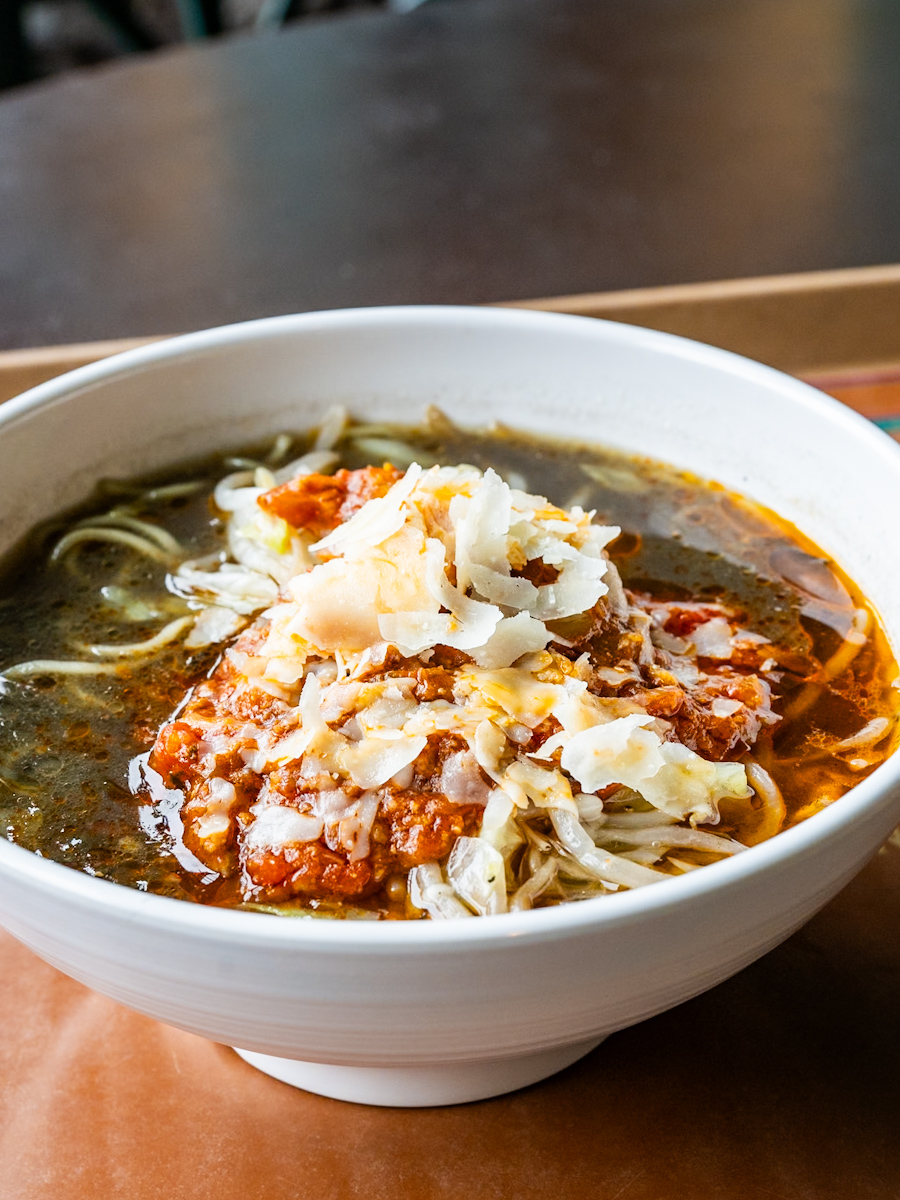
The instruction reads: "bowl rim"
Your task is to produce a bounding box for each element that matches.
[2,303,900,952]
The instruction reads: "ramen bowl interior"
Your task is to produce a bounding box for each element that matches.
[1,306,899,1108]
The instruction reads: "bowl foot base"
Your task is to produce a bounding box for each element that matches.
[232,1037,605,1107]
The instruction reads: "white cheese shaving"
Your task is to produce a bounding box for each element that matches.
[192,456,775,907]
[558,712,750,825]
[691,618,735,660]
[440,750,493,805]
[310,463,423,556]
[341,733,428,790]
[244,805,325,851]
[477,788,523,860]
[711,698,743,718]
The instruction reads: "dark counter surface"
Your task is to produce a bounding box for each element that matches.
[3,6,900,1193]
[2,0,900,349]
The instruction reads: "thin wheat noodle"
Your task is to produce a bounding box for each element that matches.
[224,457,264,470]
[777,717,892,765]
[78,512,182,555]
[550,809,665,889]
[744,761,787,842]
[51,527,174,565]
[2,659,123,679]
[266,432,294,464]
[81,616,195,659]
[781,607,872,723]
[140,481,205,503]
[314,406,348,451]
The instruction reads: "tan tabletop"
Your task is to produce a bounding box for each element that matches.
[3,832,900,1199]
[1,362,900,1198]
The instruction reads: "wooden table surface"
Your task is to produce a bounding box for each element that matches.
[2,0,900,350]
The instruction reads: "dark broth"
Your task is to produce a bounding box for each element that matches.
[0,420,896,906]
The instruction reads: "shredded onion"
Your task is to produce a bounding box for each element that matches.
[510,858,559,911]
[550,808,666,889]
[408,863,474,919]
[595,825,746,856]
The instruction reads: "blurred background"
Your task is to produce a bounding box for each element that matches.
[2,0,423,88]
[2,0,899,354]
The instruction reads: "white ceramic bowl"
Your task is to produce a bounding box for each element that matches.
[2,306,899,1107]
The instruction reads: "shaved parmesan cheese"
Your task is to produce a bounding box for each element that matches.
[453,468,515,590]
[463,668,561,726]
[341,733,428,790]
[289,524,437,654]
[468,612,551,669]
[310,463,423,556]
[641,746,750,825]
[440,750,492,806]
[173,452,780,917]
[244,805,325,851]
[478,788,523,860]
[473,720,509,788]
[691,618,735,660]
[339,791,380,862]
[559,713,750,825]
[559,713,665,794]
[503,759,575,810]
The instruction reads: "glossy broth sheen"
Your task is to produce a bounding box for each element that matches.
[0,420,896,906]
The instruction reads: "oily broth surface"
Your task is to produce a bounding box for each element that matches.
[0,421,896,907]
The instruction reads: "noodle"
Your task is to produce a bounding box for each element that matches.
[80,616,195,660]
[51,527,174,566]
[0,411,895,917]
